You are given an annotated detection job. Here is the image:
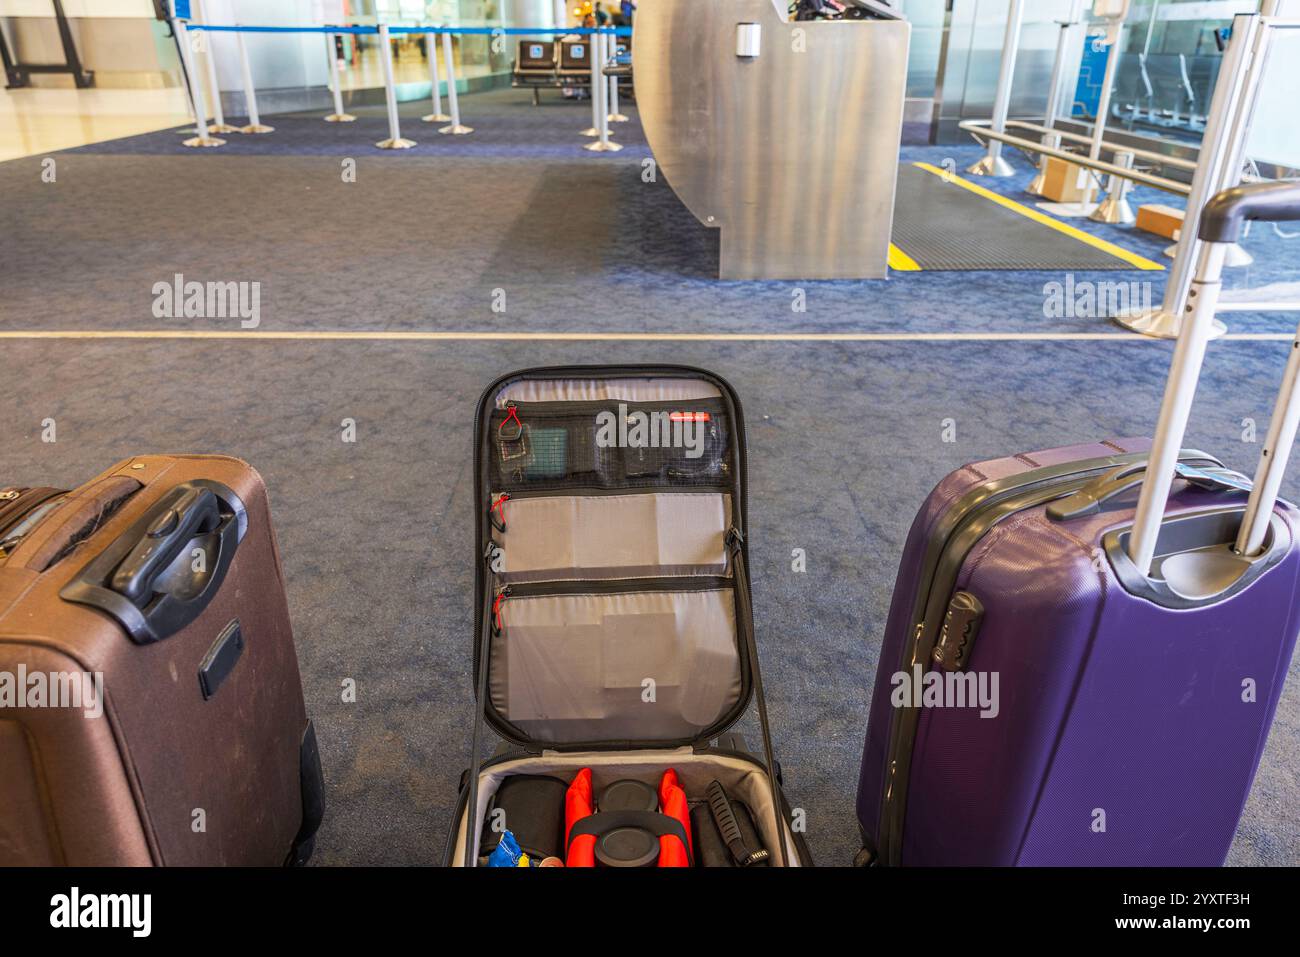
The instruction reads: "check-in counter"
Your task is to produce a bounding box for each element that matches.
[633,0,909,280]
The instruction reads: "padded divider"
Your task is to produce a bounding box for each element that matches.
[450,748,801,867]
[496,378,722,406]
[494,492,731,583]
[490,589,741,744]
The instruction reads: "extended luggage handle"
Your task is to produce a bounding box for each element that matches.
[1129,181,1300,576]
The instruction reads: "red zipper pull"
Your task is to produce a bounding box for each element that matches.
[498,404,523,439]
[492,587,511,633]
[489,494,510,533]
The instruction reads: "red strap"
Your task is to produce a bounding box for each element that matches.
[565,768,596,867]
[657,769,693,867]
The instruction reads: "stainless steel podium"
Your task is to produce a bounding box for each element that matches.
[633,0,910,280]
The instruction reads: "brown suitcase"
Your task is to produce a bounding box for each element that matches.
[0,455,323,866]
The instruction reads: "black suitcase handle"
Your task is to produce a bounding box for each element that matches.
[61,480,247,645]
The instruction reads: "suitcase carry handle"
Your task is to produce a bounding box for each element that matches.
[1047,461,1250,522]
[61,481,247,644]
[1130,180,1300,576]
[111,486,222,604]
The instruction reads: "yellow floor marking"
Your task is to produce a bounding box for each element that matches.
[888,243,922,272]
[911,162,1167,272]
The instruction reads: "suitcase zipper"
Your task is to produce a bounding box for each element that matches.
[500,575,732,599]
[875,449,1223,865]
[0,487,68,559]
[489,397,728,416]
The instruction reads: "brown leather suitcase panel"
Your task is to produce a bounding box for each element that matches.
[0,455,322,866]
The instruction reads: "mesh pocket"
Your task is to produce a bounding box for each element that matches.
[490,400,732,493]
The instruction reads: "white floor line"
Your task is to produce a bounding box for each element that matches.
[0,330,1292,343]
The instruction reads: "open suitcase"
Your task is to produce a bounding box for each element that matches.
[856,182,1300,866]
[444,366,809,867]
[0,455,323,866]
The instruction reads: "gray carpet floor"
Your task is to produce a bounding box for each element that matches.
[1,87,1297,866]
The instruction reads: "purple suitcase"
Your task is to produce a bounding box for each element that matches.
[856,182,1300,866]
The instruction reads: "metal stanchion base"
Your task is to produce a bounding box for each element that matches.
[580,127,599,137]
[239,123,275,134]
[438,124,474,135]
[421,112,452,122]
[182,135,227,148]
[208,123,240,134]
[1089,196,1135,225]
[1026,171,1049,196]
[584,140,623,152]
[1113,307,1228,340]
[375,137,417,149]
[1225,243,1254,268]
[608,113,630,123]
[324,113,357,123]
[965,154,1014,177]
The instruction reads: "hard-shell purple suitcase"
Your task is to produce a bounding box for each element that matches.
[856,181,1300,866]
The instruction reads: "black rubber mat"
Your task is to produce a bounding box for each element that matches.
[891,163,1151,271]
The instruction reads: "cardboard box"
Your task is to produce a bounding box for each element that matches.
[1038,156,1092,203]
[1136,204,1185,241]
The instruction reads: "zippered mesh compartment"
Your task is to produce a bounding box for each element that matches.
[489,399,732,494]
[490,587,741,744]
[490,492,732,584]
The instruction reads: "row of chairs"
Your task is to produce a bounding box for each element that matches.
[512,38,631,105]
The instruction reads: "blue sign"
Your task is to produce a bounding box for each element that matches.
[529,43,543,58]
[172,0,191,19]
[573,43,585,58]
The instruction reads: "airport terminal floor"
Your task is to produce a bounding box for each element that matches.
[4,82,1298,868]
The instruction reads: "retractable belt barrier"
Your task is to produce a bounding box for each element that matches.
[175,21,633,152]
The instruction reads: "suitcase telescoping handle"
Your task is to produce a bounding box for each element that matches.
[1129,181,1300,576]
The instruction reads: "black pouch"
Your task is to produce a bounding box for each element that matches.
[690,793,770,867]
[478,774,569,862]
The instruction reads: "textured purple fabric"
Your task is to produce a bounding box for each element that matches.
[856,438,1300,865]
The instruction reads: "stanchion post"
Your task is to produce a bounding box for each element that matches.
[323,31,356,122]
[375,24,416,149]
[1090,149,1135,224]
[235,27,273,134]
[422,31,451,122]
[608,34,628,122]
[176,20,226,148]
[967,0,1022,176]
[1115,13,1268,338]
[438,31,473,135]
[581,32,600,136]
[585,30,620,153]
[1080,16,1125,208]
[1028,0,1085,196]
[195,0,237,133]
